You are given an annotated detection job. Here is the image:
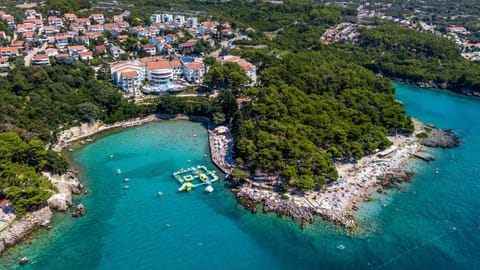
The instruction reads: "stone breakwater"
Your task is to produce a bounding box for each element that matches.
[0,207,52,254]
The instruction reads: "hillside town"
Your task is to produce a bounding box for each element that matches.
[0,8,256,94]
[320,4,480,61]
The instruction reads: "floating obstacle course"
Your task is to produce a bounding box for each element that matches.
[173,165,219,192]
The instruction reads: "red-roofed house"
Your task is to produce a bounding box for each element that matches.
[33,55,50,65]
[64,13,77,21]
[113,15,123,23]
[0,47,19,57]
[79,51,93,61]
[76,18,91,26]
[16,23,35,33]
[43,25,60,35]
[95,45,107,55]
[90,14,105,24]
[88,24,104,33]
[2,15,15,26]
[48,16,63,27]
[0,57,9,68]
[218,55,257,86]
[67,45,87,56]
[183,62,205,84]
[447,26,468,34]
[143,44,156,56]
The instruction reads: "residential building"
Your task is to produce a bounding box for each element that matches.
[75,18,90,26]
[55,36,68,48]
[186,17,198,28]
[88,24,104,33]
[90,14,105,24]
[80,51,93,61]
[110,46,125,58]
[95,45,107,55]
[111,60,146,92]
[15,23,35,33]
[47,16,63,27]
[33,55,50,65]
[2,15,15,26]
[64,13,77,21]
[151,14,162,24]
[45,48,58,57]
[218,55,257,85]
[113,15,123,23]
[183,62,205,84]
[67,45,87,56]
[175,15,185,26]
[0,57,9,68]
[143,44,156,55]
[42,25,60,35]
[161,14,173,23]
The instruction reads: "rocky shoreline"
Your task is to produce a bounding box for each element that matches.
[0,170,84,256]
[231,120,461,230]
[392,77,480,97]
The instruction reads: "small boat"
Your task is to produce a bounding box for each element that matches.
[157,191,163,196]
[337,244,345,250]
[193,134,197,137]
[109,154,114,159]
[123,178,129,182]
[123,185,129,190]
[205,185,214,193]
[117,169,122,175]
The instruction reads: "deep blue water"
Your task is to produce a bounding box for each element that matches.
[1,84,480,269]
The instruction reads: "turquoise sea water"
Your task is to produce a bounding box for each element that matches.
[1,83,480,269]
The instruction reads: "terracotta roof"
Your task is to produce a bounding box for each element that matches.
[170,60,182,67]
[185,62,203,70]
[34,55,49,60]
[122,71,137,78]
[146,60,172,70]
[0,57,8,62]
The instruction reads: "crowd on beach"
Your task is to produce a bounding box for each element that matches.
[236,135,422,227]
[209,127,234,174]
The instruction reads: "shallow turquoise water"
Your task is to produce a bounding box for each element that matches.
[1,84,480,269]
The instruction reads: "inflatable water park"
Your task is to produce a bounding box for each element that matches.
[173,165,218,192]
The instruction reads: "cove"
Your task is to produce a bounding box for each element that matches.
[1,83,480,269]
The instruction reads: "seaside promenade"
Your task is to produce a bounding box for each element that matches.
[208,126,234,174]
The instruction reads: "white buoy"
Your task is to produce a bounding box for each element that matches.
[123,178,129,182]
[158,192,163,196]
[123,185,129,190]
[117,169,121,175]
[205,185,214,193]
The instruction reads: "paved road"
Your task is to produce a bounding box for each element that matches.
[24,42,48,67]
[209,34,250,57]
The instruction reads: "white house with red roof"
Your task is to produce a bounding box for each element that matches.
[33,55,50,65]
[0,57,9,68]
[48,16,63,27]
[90,14,105,24]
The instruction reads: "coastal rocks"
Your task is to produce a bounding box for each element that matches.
[0,207,53,255]
[44,171,83,212]
[376,169,415,188]
[418,126,460,148]
[72,204,86,217]
[234,187,314,224]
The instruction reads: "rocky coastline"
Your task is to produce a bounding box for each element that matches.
[231,120,461,230]
[417,125,460,148]
[0,170,84,256]
[392,77,480,97]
